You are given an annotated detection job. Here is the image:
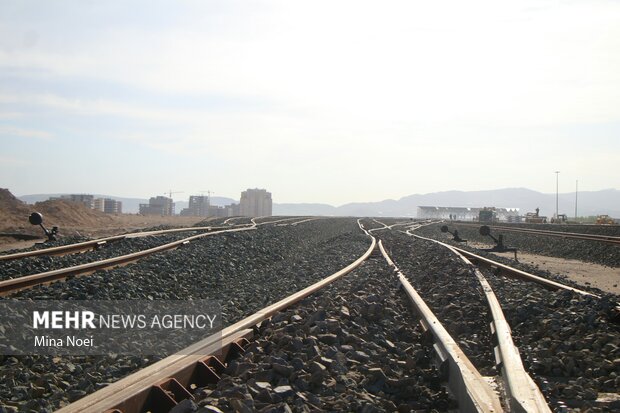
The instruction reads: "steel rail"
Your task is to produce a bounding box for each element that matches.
[223,216,243,224]
[0,224,251,262]
[367,219,389,232]
[56,330,254,413]
[401,232,551,412]
[370,219,424,231]
[57,220,376,413]
[0,226,256,296]
[0,235,127,261]
[252,216,309,225]
[378,240,503,413]
[287,217,324,226]
[452,222,620,245]
[122,224,248,238]
[407,232,597,298]
[368,219,440,233]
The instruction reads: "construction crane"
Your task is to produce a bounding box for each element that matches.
[198,190,214,203]
[164,190,183,199]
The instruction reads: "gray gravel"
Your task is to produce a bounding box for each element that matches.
[189,253,455,412]
[377,227,620,412]
[0,232,206,281]
[376,230,496,375]
[3,217,618,412]
[483,267,620,411]
[0,219,369,412]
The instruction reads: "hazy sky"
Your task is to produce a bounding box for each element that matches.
[1,0,619,204]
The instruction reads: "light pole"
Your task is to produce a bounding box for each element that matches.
[575,179,578,220]
[555,171,560,219]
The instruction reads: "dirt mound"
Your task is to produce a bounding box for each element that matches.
[0,188,32,229]
[0,188,114,235]
[35,199,115,227]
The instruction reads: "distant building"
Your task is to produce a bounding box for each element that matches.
[417,206,519,221]
[94,198,123,214]
[224,203,240,217]
[51,194,95,209]
[180,196,241,218]
[93,198,104,212]
[180,195,210,217]
[240,188,272,217]
[139,196,174,216]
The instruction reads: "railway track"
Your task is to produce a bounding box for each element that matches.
[1,218,373,411]
[414,220,620,268]
[378,223,619,410]
[57,221,377,413]
[0,217,322,296]
[404,232,599,299]
[452,222,620,246]
[52,219,593,412]
[2,217,618,411]
[0,217,308,263]
[0,225,243,262]
[375,223,554,412]
[367,219,438,233]
[0,225,257,296]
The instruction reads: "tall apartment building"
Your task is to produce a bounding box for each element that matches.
[94,198,123,214]
[51,194,123,213]
[239,188,272,217]
[139,196,174,216]
[224,203,240,217]
[181,195,210,217]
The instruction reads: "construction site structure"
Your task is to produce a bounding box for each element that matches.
[139,196,174,216]
[525,207,547,224]
[550,214,568,224]
[478,207,498,223]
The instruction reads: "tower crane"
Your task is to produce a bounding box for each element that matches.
[164,190,183,199]
[198,190,214,203]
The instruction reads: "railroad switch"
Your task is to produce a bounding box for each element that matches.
[479,226,518,261]
[28,212,58,242]
[440,225,467,242]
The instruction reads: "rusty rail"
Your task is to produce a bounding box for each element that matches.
[0,235,127,261]
[253,216,311,226]
[57,220,376,413]
[378,240,502,413]
[0,224,252,262]
[407,232,597,297]
[402,232,552,411]
[451,222,620,245]
[0,226,256,295]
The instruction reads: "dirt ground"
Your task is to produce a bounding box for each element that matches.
[0,215,208,252]
[467,241,620,295]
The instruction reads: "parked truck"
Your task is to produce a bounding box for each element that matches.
[596,215,615,225]
[525,208,547,224]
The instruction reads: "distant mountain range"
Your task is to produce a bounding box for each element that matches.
[17,188,619,217]
[274,188,620,217]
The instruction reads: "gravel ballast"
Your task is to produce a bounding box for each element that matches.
[378,227,620,412]
[188,252,455,412]
[376,230,497,375]
[0,219,369,412]
[0,232,209,281]
[2,217,619,412]
[414,222,620,267]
